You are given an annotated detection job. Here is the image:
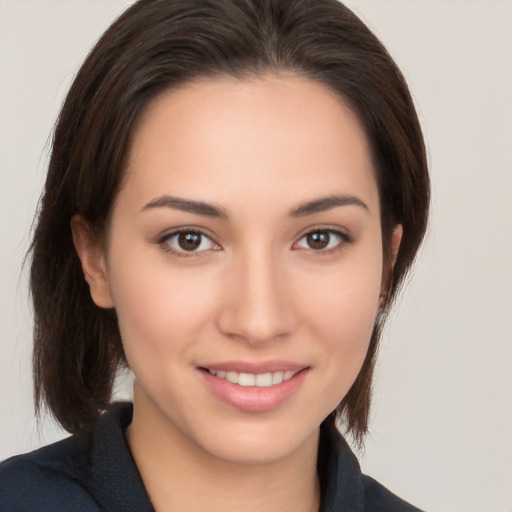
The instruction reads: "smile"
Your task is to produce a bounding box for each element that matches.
[206,369,297,387]
[201,365,310,412]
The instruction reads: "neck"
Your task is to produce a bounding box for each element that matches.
[126,389,321,512]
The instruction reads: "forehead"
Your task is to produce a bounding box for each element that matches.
[121,74,378,215]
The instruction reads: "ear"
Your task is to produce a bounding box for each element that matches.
[379,224,403,309]
[71,215,114,309]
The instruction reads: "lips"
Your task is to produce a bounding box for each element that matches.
[198,361,309,412]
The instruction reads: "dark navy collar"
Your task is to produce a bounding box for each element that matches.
[318,419,366,512]
[77,402,154,511]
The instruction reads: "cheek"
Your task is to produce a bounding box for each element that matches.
[298,249,383,393]
[106,250,220,364]
[303,258,382,341]
[307,271,381,406]
[312,281,379,373]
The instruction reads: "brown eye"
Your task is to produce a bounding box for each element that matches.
[295,229,350,252]
[162,230,218,254]
[178,232,202,251]
[306,231,331,249]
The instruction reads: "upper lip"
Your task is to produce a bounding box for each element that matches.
[198,360,309,374]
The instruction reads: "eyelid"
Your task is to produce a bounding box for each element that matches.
[292,227,353,253]
[158,227,221,256]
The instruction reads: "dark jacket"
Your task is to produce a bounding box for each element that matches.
[0,402,422,511]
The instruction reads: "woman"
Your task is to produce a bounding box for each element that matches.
[0,0,429,510]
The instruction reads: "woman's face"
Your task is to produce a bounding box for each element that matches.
[79,75,391,464]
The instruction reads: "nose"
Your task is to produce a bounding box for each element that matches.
[216,249,298,345]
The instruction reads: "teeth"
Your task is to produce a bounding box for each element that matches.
[225,371,238,384]
[272,371,284,385]
[238,373,256,386]
[255,373,272,387]
[208,369,297,387]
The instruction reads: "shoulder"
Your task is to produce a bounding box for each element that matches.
[361,474,424,512]
[0,403,152,512]
[0,436,99,511]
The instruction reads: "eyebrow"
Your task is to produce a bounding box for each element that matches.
[289,195,369,217]
[141,195,228,218]
[141,193,368,219]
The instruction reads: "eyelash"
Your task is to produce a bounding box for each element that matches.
[293,228,353,255]
[157,228,353,257]
[158,228,219,257]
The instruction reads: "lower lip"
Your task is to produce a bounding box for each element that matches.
[200,368,309,413]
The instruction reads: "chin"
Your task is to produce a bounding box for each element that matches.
[185,413,322,466]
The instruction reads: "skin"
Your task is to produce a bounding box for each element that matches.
[72,74,402,512]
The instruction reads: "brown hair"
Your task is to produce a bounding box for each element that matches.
[31,0,429,445]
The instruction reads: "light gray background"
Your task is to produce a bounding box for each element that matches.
[1,1,511,511]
